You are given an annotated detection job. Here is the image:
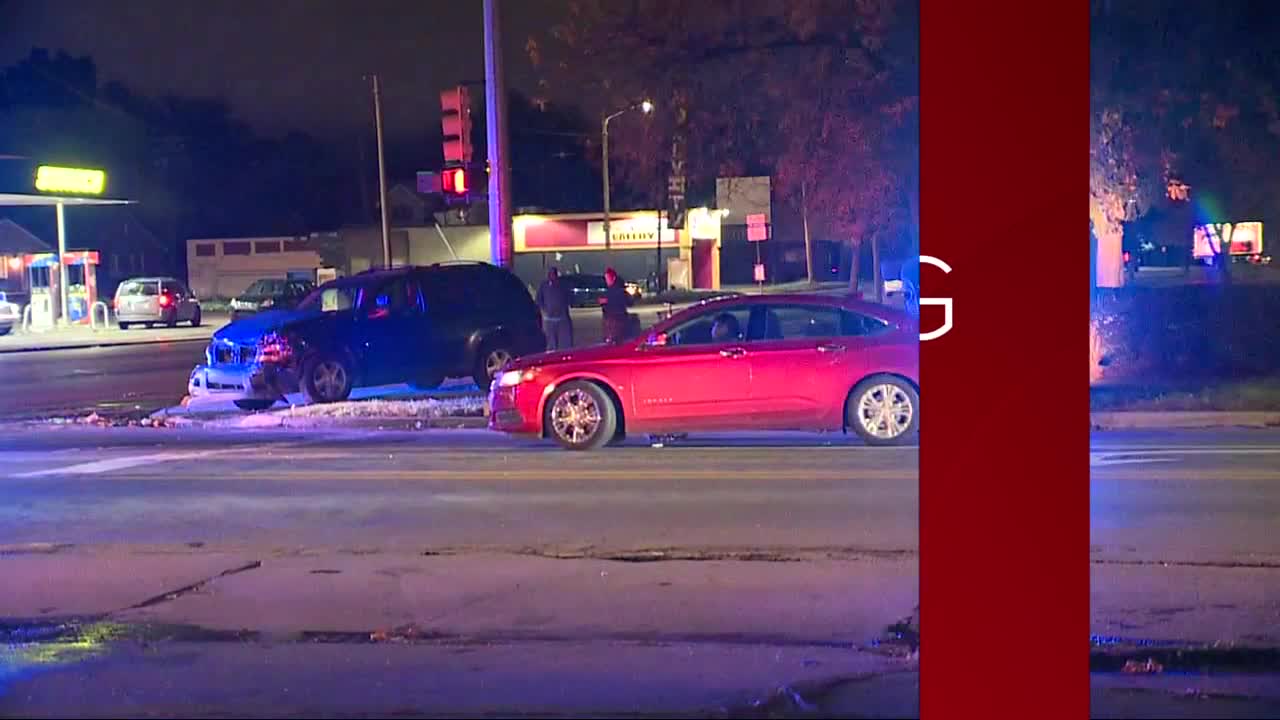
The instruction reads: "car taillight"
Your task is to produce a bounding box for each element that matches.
[158,294,172,307]
[256,333,293,364]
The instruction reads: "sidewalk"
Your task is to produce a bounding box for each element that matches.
[0,314,226,353]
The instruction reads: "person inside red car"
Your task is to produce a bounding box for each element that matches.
[710,312,741,342]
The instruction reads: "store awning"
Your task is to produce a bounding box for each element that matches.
[0,193,133,207]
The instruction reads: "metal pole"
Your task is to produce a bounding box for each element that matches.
[56,202,68,326]
[371,74,391,268]
[801,180,814,283]
[655,205,662,292]
[483,0,514,267]
[602,116,611,249]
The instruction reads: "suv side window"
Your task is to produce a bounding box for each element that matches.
[360,277,418,317]
[421,272,471,316]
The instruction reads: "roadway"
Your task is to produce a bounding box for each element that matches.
[0,427,919,717]
[1090,430,1280,718]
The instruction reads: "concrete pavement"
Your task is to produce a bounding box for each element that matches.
[0,427,920,717]
[1090,429,1280,717]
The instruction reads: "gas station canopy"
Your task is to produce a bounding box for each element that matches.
[0,193,132,207]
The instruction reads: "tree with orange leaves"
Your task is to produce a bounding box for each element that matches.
[529,0,918,293]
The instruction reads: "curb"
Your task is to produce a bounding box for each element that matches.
[1091,411,1280,430]
[0,335,211,354]
[163,414,489,431]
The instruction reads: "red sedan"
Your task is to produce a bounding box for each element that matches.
[488,293,919,450]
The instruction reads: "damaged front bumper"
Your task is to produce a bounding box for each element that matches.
[188,362,299,403]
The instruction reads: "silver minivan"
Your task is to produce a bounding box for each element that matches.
[114,277,202,329]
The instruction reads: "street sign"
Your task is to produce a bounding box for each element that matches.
[667,103,688,229]
[746,213,766,226]
[747,224,769,242]
[753,263,766,282]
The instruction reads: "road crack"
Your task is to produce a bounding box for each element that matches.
[122,560,263,611]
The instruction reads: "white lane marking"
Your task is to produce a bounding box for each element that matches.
[1090,453,1178,468]
[12,446,293,478]
[1090,446,1280,455]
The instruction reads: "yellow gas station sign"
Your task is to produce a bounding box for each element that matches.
[34,165,107,195]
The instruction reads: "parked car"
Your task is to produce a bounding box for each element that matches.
[489,293,919,450]
[0,292,18,335]
[230,278,315,321]
[114,277,202,329]
[561,273,643,307]
[188,263,545,411]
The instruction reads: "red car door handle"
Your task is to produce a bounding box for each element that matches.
[719,347,747,358]
[816,343,847,353]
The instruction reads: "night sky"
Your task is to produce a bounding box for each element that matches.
[0,0,568,143]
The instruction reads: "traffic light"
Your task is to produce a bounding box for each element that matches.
[440,86,473,165]
[441,167,468,196]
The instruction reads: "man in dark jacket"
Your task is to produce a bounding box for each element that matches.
[536,267,573,350]
[599,267,633,343]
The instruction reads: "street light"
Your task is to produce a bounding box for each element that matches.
[602,100,654,249]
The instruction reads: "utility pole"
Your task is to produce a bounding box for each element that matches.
[369,74,392,268]
[801,181,814,283]
[56,202,68,326]
[483,0,514,267]
[602,118,612,249]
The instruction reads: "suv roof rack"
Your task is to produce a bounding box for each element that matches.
[430,260,491,267]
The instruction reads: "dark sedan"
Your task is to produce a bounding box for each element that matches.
[229,278,315,321]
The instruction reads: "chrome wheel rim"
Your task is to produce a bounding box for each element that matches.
[550,388,601,445]
[312,361,348,400]
[484,349,512,379]
[857,384,913,439]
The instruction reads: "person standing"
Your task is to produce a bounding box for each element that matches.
[536,267,573,350]
[900,256,921,318]
[599,267,632,343]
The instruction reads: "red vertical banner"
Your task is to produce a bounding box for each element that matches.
[920,2,1088,719]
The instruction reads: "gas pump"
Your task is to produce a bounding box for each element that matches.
[61,251,100,325]
[24,253,62,329]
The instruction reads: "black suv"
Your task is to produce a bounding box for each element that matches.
[196,263,545,410]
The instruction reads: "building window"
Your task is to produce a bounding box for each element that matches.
[195,243,216,257]
[223,241,251,256]
[110,254,121,274]
[254,240,281,254]
[283,239,310,252]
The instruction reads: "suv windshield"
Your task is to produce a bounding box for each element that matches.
[118,280,160,296]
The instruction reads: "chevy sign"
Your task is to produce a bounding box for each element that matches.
[34,165,106,195]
